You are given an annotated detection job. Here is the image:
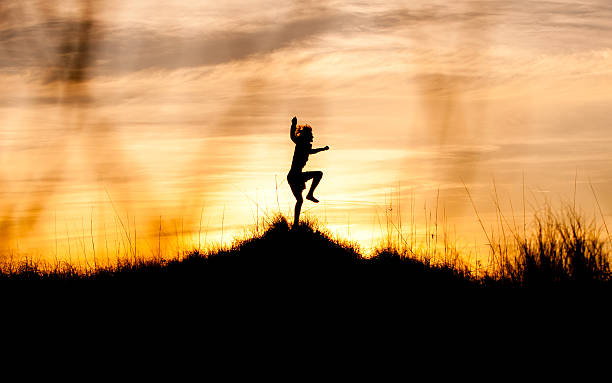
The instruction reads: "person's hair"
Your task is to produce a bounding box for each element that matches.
[295,124,312,140]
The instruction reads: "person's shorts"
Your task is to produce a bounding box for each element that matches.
[287,171,306,192]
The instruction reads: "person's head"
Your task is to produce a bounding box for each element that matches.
[296,124,313,143]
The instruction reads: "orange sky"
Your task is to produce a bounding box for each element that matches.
[1,0,612,266]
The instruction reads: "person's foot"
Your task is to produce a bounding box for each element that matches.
[306,194,319,203]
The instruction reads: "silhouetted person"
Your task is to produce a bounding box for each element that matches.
[287,116,329,228]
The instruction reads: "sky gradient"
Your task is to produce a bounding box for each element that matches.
[1,0,612,265]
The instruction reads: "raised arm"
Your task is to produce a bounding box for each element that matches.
[290,116,297,143]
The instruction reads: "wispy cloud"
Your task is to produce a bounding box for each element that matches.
[0,6,352,76]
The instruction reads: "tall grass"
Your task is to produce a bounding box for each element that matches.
[459,180,612,286]
[372,182,612,287]
[504,206,610,286]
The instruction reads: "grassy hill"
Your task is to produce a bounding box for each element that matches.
[1,215,477,293]
[2,211,611,300]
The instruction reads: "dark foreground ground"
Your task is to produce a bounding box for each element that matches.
[2,216,611,322]
[5,217,611,285]
[3,217,611,346]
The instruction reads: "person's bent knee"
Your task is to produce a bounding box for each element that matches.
[316,171,323,178]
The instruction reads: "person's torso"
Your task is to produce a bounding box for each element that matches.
[290,142,311,172]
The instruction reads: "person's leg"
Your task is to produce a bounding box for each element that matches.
[303,171,323,203]
[289,183,304,227]
[294,197,303,227]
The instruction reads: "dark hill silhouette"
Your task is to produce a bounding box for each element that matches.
[3,212,611,310]
[4,214,611,329]
[1,215,477,298]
